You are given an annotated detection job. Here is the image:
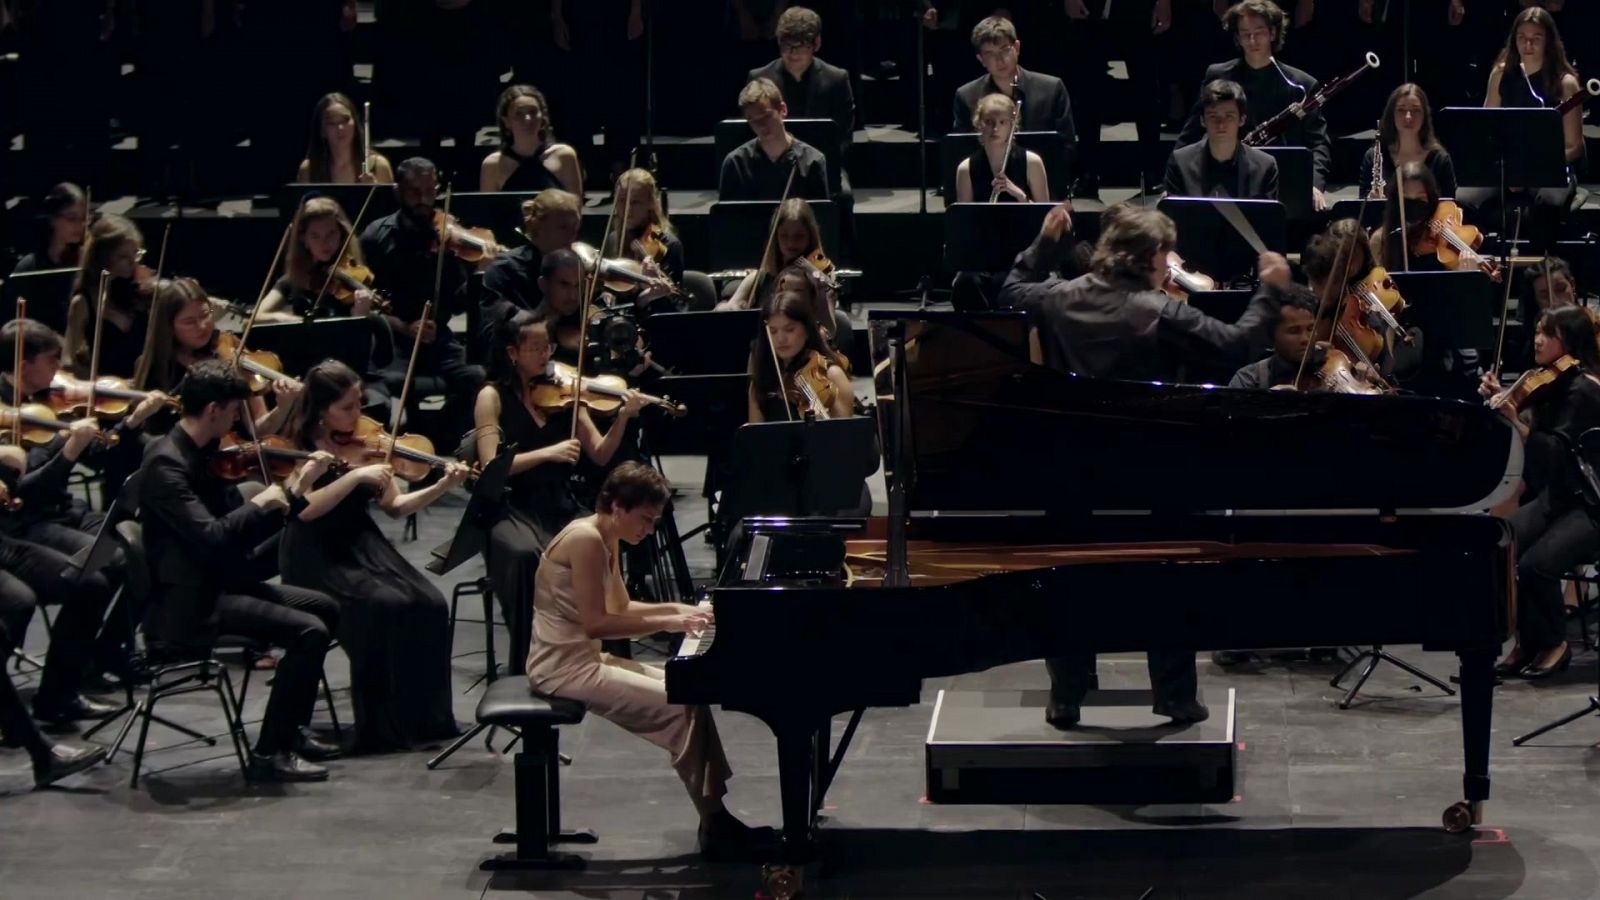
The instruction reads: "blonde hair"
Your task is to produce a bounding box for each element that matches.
[972,93,1014,130]
[285,196,363,292]
[605,168,675,253]
[738,78,784,110]
[759,198,824,278]
[521,189,581,235]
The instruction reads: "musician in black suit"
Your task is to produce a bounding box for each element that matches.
[1179,1,1330,210]
[952,16,1077,176]
[747,7,855,170]
[719,78,831,202]
[1000,202,1290,727]
[138,360,341,782]
[1163,80,1280,200]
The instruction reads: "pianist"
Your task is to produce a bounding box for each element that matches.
[1000,200,1288,727]
[524,462,770,859]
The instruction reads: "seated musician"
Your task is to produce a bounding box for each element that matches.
[955,93,1049,203]
[1516,257,1581,368]
[473,310,642,673]
[1478,305,1600,679]
[526,460,767,859]
[1459,8,1585,252]
[719,78,830,201]
[747,6,855,193]
[478,84,583,195]
[138,360,342,782]
[1179,1,1330,210]
[748,292,853,422]
[719,198,839,330]
[952,17,1076,175]
[1360,84,1457,200]
[1227,288,1319,389]
[359,157,486,443]
[1369,161,1450,273]
[133,277,303,435]
[278,360,469,754]
[64,214,149,378]
[480,189,582,347]
[1307,218,1419,379]
[602,167,717,310]
[296,92,394,185]
[11,182,87,275]
[1001,201,1289,726]
[1163,79,1279,201]
[260,196,383,322]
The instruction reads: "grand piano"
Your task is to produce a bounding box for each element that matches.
[667,311,1519,874]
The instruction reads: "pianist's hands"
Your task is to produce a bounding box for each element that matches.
[667,605,714,636]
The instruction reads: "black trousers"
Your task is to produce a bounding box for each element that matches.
[19,511,128,672]
[383,336,486,449]
[1507,490,1597,654]
[0,572,52,758]
[0,534,112,709]
[212,583,339,755]
[1045,649,1199,711]
[1060,3,1163,187]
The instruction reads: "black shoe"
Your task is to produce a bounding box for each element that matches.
[698,810,776,862]
[1211,650,1248,667]
[1520,645,1572,680]
[79,672,124,695]
[1153,697,1210,724]
[1493,653,1530,677]
[33,694,119,726]
[246,751,329,783]
[1045,702,1081,729]
[32,742,107,788]
[295,727,343,762]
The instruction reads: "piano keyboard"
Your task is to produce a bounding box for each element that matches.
[675,600,715,657]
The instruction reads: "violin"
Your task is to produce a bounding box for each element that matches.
[1293,345,1386,395]
[433,211,505,265]
[209,433,347,483]
[1161,251,1216,302]
[49,372,178,421]
[1412,200,1500,281]
[1346,265,1410,342]
[629,225,669,264]
[1489,355,1580,414]
[324,260,390,312]
[799,247,841,292]
[528,360,686,417]
[785,351,840,419]
[597,257,685,302]
[330,415,473,484]
[213,331,291,394]
[0,403,118,447]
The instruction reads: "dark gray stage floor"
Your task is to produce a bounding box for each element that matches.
[3,458,1600,899]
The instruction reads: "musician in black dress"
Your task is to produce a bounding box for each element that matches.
[11,182,87,275]
[1001,202,1288,726]
[473,311,642,673]
[1179,1,1331,210]
[1359,84,1457,199]
[954,93,1049,203]
[64,214,148,379]
[1369,162,1450,273]
[479,84,583,195]
[747,292,853,423]
[280,360,469,754]
[952,16,1076,175]
[1163,80,1279,200]
[296,92,394,185]
[1478,305,1600,679]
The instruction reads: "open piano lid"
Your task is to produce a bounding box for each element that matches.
[868,310,1521,515]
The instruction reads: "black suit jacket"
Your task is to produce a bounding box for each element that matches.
[953,67,1076,162]
[138,426,290,646]
[1179,58,1330,190]
[748,58,855,162]
[1162,140,1280,200]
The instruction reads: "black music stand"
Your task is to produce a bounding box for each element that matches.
[1389,271,1497,401]
[277,183,398,222]
[1157,197,1287,284]
[939,133,1071,202]
[248,317,375,377]
[1258,146,1314,222]
[1326,199,1387,231]
[943,203,1055,272]
[644,374,750,456]
[714,118,841,194]
[708,200,839,273]
[450,191,543,245]
[1,267,76,334]
[642,309,761,375]
[721,417,879,533]
[1436,107,1569,240]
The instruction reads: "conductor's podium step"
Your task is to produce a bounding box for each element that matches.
[925,688,1237,806]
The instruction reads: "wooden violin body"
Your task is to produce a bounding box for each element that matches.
[433,212,505,265]
[786,351,840,418]
[530,361,686,417]
[1413,200,1500,281]
[210,434,342,482]
[332,415,467,483]
[1162,251,1216,302]
[49,373,177,420]
[1295,346,1386,395]
[213,331,289,394]
[1491,354,1579,413]
[0,403,117,447]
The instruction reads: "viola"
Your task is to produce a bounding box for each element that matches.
[629,225,668,264]
[331,415,472,484]
[1412,200,1500,281]
[1346,265,1410,343]
[528,360,686,417]
[209,433,347,483]
[49,372,178,421]
[324,260,391,312]
[1490,355,1580,413]
[1162,251,1216,302]
[432,211,505,265]
[785,351,841,419]
[799,247,841,292]
[213,331,291,394]
[1294,345,1386,395]
[0,403,117,448]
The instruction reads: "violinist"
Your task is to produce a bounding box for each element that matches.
[602,168,694,298]
[1163,79,1279,201]
[954,93,1050,204]
[479,84,583,196]
[1359,84,1457,200]
[719,198,839,331]
[137,360,341,782]
[1516,257,1580,367]
[63,214,149,378]
[296,93,394,185]
[719,78,830,202]
[1370,162,1449,273]
[480,189,582,343]
[11,182,87,275]
[1306,218,1419,379]
[747,292,852,422]
[260,197,382,322]
[472,311,642,673]
[1227,289,1320,389]
[278,360,468,754]
[1477,305,1600,679]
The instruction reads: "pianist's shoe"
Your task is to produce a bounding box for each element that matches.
[698,809,777,862]
[1045,701,1081,730]
[1152,696,1210,725]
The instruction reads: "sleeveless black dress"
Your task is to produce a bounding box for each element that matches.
[501,144,566,194]
[964,144,1030,202]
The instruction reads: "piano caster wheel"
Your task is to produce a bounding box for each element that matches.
[762,863,805,900]
[1442,800,1480,834]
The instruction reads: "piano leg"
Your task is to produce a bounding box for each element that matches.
[773,722,821,862]
[1447,648,1495,833]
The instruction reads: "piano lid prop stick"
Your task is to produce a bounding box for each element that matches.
[1489,210,1524,377]
[231,221,294,368]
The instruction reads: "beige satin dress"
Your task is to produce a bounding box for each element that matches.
[526,521,731,807]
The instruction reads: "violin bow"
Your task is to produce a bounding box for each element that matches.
[1489,210,1524,377]
[361,102,373,183]
[1296,190,1374,389]
[86,270,110,416]
[1395,160,1409,273]
[431,186,453,327]
[231,220,294,368]
[10,297,24,409]
[765,319,796,421]
[615,148,638,258]
[306,185,378,320]
[750,161,801,307]
[387,299,432,468]
[570,174,623,443]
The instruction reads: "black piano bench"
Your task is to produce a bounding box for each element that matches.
[475,678,596,871]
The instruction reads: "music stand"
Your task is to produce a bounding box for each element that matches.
[721,417,880,529]
[709,201,839,273]
[1257,146,1314,222]
[939,132,1071,201]
[943,203,1055,272]
[1326,199,1387,231]
[1389,271,1497,400]
[450,191,543,245]
[1436,107,1569,239]
[714,118,841,193]
[644,374,751,456]
[248,318,375,377]
[1157,197,1287,284]
[277,183,398,223]
[1,267,76,334]
[643,309,761,375]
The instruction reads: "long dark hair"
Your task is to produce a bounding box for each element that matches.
[1538,305,1600,370]
[496,84,554,148]
[1378,83,1443,155]
[751,292,846,401]
[1495,8,1578,108]
[491,309,553,393]
[284,359,363,449]
[1519,257,1579,363]
[1377,161,1440,269]
[133,277,216,392]
[304,93,369,183]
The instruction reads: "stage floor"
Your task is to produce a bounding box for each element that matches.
[2,456,1599,899]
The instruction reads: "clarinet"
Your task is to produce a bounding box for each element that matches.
[1369,124,1386,200]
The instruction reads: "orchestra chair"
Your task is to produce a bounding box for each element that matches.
[447,574,499,686]
[474,677,594,871]
[1560,426,1600,652]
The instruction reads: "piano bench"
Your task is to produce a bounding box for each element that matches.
[476,679,596,871]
